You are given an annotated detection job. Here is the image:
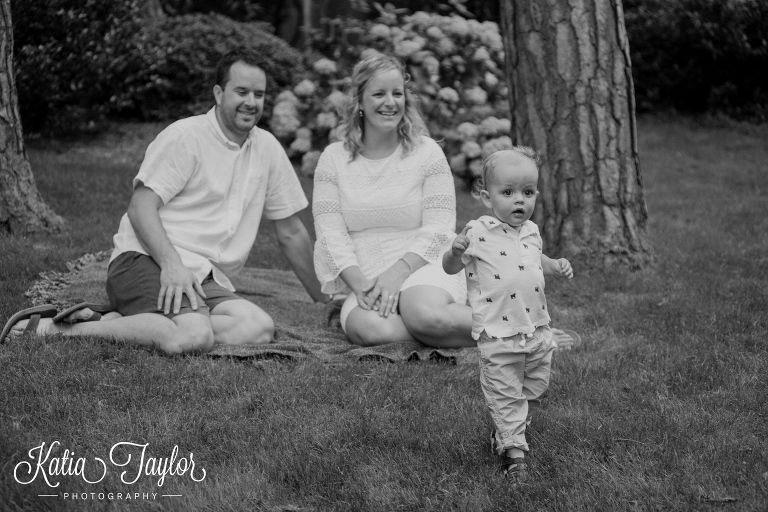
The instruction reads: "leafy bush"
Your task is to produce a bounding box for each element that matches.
[625,0,768,119]
[12,0,144,133]
[315,0,500,23]
[110,13,305,124]
[159,0,265,21]
[12,4,304,133]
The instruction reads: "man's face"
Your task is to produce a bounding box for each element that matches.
[213,61,266,143]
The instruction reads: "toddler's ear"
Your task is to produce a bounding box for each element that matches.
[480,189,492,210]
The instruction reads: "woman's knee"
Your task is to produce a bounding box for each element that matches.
[345,313,409,346]
[399,287,469,339]
[402,306,455,339]
[347,327,391,347]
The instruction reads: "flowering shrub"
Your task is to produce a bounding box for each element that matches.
[312,58,338,76]
[293,79,318,98]
[282,9,512,181]
[457,121,480,141]
[269,54,350,175]
[437,87,461,104]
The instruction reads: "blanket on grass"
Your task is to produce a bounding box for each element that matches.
[25,252,479,365]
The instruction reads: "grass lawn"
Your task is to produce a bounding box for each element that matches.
[1,116,767,511]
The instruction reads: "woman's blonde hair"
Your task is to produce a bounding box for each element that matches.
[471,146,542,199]
[339,53,429,160]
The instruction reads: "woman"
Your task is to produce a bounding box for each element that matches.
[313,53,579,350]
[312,53,473,348]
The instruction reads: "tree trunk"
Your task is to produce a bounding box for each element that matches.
[0,0,64,233]
[500,0,652,268]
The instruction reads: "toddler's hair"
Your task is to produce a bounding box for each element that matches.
[471,146,542,199]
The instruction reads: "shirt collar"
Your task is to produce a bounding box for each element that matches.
[206,107,259,148]
[477,215,536,236]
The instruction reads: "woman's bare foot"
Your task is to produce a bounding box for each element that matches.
[551,328,580,350]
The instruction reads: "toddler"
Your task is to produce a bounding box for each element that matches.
[442,147,573,482]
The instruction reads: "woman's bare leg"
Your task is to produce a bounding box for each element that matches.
[398,285,475,348]
[344,305,417,347]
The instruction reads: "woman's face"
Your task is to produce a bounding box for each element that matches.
[360,68,406,137]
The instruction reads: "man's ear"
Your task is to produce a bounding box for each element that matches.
[213,84,223,105]
[480,189,493,210]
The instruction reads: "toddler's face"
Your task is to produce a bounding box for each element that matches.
[481,158,539,229]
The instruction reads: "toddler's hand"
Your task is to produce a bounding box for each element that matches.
[451,224,472,256]
[557,258,573,279]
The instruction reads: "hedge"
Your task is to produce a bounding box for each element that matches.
[12,0,768,134]
[624,0,768,119]
[110,13,305,123]
[12,3,304,133]
[12,0,144,133]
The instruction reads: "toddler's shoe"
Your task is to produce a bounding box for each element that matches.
[490,431,527,483]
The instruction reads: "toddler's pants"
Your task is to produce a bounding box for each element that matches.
[478,325,555,454]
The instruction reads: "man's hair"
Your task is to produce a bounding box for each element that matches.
[472,147,542,199]
[215,48,266,88]
[337,52,428,160]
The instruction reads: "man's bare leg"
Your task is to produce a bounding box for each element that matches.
[209,299,274,345]
[9,297,275,352]
[8,313,214,355]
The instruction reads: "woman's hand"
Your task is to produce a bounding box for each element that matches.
[361,260,411,317]
[353,279,374,311]
[339,266,373,311]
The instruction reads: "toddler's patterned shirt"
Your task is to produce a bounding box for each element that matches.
[461,215,550,340]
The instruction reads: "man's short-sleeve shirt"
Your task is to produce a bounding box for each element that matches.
[461,215,550,339]
[110,107,308,291]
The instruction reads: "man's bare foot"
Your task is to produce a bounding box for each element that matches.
[62,307,97,323]
[5,310,122,342]
[7,318,67,341]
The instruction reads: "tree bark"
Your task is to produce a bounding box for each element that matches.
[0,0,64,233]
[500,0,652,268]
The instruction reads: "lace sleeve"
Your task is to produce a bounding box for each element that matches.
[407,144,457,262]
[312,149,358,294]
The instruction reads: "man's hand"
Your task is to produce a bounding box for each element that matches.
[128,184,207,315]
[555,258,573,279]
[158,260,206,315]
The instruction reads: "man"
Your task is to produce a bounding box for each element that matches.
[3,49,326,353]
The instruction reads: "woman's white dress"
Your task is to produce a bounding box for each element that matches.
[313,136,466,304]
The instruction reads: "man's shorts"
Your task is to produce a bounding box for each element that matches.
[106,251,242,319]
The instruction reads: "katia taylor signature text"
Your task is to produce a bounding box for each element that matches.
[14,441,207,487]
